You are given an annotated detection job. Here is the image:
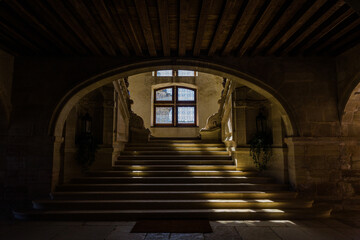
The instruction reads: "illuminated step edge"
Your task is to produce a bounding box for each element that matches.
[14,207,332,220]
[33,199,314,210]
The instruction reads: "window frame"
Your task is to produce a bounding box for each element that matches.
[153,86,197,127]
[154,86,174,104]
[153,105,175,127]
[154,70,198,77]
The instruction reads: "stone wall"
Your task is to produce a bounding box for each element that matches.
[128,72,223,138]
[2,55,360,209]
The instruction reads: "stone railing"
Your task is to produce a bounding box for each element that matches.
[200,78,232,141]
[114,77,150,143]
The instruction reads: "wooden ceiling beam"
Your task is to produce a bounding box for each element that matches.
[46,0,102,55]
[193,0,212,56]
[179,0,190,56]
[134,0,157,56]
[313,17,360,53]
[208,0,240,56]
[69,0,117,56]
[252,0,307,55]
[31,1,89,55]
[93,0,130,56]
[297,7,354,53]
[325,27,360,55]
[0,30,23,56]
[238,0,286,56]
[0,19,40,54]
[112,0,143,56]
[266,0,328,55]
[344,0,360,15]
[281,1,346,55]
[157,0,171,56]
[222,0,264,56]
[6,1,74,55]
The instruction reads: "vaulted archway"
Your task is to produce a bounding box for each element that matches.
[48,58,298,190]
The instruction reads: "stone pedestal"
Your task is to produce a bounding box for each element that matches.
[200,127,221,141]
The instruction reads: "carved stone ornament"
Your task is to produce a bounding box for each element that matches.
[202,112,221,131]
[129,111,146,130]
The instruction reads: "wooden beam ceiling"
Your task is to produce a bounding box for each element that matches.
[0,0,359,57]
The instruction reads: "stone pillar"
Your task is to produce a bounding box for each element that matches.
[63,107,82,183]
[52,136,64,192]
[232,87,258,146]
[92,85,114,170]
[268,104,287,183]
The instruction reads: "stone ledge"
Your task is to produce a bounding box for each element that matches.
[285,137,360,145]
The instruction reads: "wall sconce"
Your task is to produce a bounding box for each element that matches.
[81,113,92,134]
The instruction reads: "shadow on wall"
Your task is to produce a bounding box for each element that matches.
[0,98,9,133]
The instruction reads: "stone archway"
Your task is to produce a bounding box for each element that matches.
[49,58,298,189]
[341,78,360,136]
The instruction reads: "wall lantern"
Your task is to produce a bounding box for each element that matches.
[256,110,266,133]
[81,113,92,134]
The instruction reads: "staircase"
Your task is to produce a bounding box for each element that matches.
[14,138,331,220]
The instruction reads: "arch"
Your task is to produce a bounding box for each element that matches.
[49,58,298,139]
[340,71,360,126]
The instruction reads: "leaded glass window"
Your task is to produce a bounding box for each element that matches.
[155,107,173,124]
[155,88,173,102]
[153,86,196,126]
[156,70,173,77]
[177,87,195,101]
[177,107,195,124]
[178,70,195,76]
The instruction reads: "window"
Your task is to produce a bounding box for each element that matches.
[178,70,195,76]
[156,70,173,77]
[154,86,196,127]
[154,70,197,77]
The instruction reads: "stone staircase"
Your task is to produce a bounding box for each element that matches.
[14,138,331,220]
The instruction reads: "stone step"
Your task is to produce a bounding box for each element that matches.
[71,176,274,184]
[33,199,314,210]
[343,195,360,211]
[86,170,258,177]
[51,191,298,200]
[14,207,331,221]
[124,147,227,151]
[56,183,288,192]
[114,160,235,165]
[117,155,232,160]
[126,143,225,147]
[147,139,204,143]
[121,151,230,155]
[111,165,237,171]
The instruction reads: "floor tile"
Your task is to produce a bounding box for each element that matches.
[52,225,114,240]
[145,233,170,240]
[236,226,281,240]
[271,226,311,240]
[299,227,351,240]
[106,232,146,240]
[170,233,204,240]
[204,226,241,240]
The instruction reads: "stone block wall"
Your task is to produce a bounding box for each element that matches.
[1,53,360,210]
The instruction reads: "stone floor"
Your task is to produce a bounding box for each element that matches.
[1,213,360,240]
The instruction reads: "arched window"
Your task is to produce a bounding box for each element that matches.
[154,86,197,127]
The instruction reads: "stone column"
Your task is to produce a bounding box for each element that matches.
[268,104,287,183]
[92,85,114,170]
[63,107,82,183]
[52,136,64,192]
[232,87,258,146]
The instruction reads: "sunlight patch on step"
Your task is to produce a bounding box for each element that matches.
[208,209,284,213]
[204,199,274,203]
[261,209,284,213]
